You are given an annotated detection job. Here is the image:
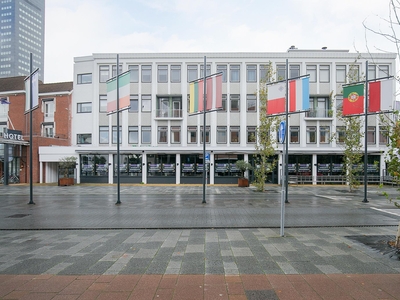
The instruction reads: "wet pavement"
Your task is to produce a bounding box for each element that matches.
[0,184,399,299]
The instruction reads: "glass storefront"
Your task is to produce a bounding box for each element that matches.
[113,154,142,183]
[80,154,109,183]
[147,154,176,183]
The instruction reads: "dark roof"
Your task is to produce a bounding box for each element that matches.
[0,76,73,94]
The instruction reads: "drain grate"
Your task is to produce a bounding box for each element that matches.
[346,235,399,259]
[7,214,30,218]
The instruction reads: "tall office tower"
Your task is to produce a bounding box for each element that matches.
[0,0,45,81]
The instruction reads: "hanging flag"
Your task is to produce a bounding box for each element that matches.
[289,77,310,112]
[267,82,286,114]
[368,79,394,113]
[0,97,10,104]
[189,73,222,113]
[342,83,364,115]
[107,71,130,113]
[24,69,39,111]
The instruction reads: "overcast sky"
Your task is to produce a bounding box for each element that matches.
[44,0,397,83]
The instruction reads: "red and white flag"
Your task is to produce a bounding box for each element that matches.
[267,82,286,114]
[368,79,394,113]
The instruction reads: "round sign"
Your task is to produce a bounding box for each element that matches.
[278,121,286,144]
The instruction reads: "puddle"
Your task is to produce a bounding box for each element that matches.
[346,235,400,260]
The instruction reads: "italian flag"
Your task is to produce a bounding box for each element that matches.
[368,79,394,113]
[107,71,130,113]
[343,83,364,116]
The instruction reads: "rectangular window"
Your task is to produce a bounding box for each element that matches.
[128,126,138,144]
[158,65,168,83]
[158,126,168,143]
[336,65,346,83]
[187,126,197,144]
[141,65,152,83]
[219,94,227,112]
[379,126,388,145]
[77,102,92,113]
[230,65,240,82]
[141,126,151,144]
[129,65,139,83]
[77,73,92,84]
[99,95,107,113]
[290,126,299,143]
[217,64,227,82]
[368,64,376,80]
[276,64,286,80]
[348,65,360,82]
[200,126,210,144]
[129,95,138,112]
[171,126,181,144]
[43,99,54,117]
[230,126,240,143]
[42,123,54,138]
[306,65,317,82]
[200,64,211,78]
[230,94,240,112]
[99,65,109,83]
[320,65,330,83]
[112,64,122,77]
[112,126,122,144]
[77,134,92,144]
[260,64,269,82]
[306,126,316,143]
[246,94,257,112]
[187,65,198,82]
[378,65,390,77]
[99,126,109,144]
[141,95,151,112]
[367,126,376,144]
[337,126,346,143]
[336,95,343,112]
[290,65,300,78]
[247,126,256,143]
[171,65,181,83]
[217,126,227,144]
[320,126,330,144]
[247,64,257,82]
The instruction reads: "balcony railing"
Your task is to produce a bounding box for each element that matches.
[155,109,182,118]
[305,108,332,118]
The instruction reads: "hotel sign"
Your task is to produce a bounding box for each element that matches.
[3,129,24,141]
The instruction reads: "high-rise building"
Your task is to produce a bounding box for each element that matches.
[0,0,45,81]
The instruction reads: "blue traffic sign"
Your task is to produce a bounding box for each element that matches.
[278,121,286,144]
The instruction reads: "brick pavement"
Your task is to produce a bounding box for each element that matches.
[0,184,399,299]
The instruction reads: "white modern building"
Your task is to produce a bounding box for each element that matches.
[39,49,397,185]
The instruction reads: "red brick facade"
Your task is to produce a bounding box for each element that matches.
[0,77,73,183]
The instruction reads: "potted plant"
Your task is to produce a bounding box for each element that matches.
[58,156,77,186]
[235,160,252,187]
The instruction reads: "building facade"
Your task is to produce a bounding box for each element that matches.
[38,50,396,185]
[0,76,72,184]
[0,0,45,81]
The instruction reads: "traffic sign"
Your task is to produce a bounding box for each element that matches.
[278,121,286,144]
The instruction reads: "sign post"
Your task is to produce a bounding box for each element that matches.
[279,121,286,237]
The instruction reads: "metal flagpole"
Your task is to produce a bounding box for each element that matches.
[363,61,369,203]
[285,59,289,204]
[116,54,121,205]
[28,52,35,205]
[202,56,207,204]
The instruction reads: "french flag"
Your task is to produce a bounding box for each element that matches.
[289,77,309,112]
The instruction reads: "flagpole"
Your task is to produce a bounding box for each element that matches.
[285,59,289,204]
[28,52,35,205]
[363,61,369,203]
[116,54,121,205]
[202,55,207,204]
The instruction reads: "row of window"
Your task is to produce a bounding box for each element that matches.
[77,64,390,85]
[76,125,388,146]
[76,94,257,114]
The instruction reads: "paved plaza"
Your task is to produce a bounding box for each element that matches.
[0,184,399,299]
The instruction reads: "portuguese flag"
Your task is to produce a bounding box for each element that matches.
[343,83,364,116]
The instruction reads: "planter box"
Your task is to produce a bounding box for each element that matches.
[58,178,74,186]
[238,178,249,187]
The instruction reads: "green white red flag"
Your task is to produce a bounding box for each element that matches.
[107,71,130,113]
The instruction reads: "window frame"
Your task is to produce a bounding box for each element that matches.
[306,126,317,144]
[128,65,139,83]
[246,64,257,82]
[230,64,240,83]
[230,126,240,144]
[170,65,181,83]
[77,73,92,84]
[319,65,330,83]
[77,102,92,113]
[128,126,138,144]
[77,133,92,144]
[230,94,240,112]
[99,65,109,83]
[99,126,109,144]
[170,126,181,144]
[290,126,300,144]
[247,126,256,144]
[99,95,107,113]
[187,126,197,144]
[157,65,168,83]
[141,65,152,83]
[319,126,330,144]
[246,94,257,112]
[141,126,151,144]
